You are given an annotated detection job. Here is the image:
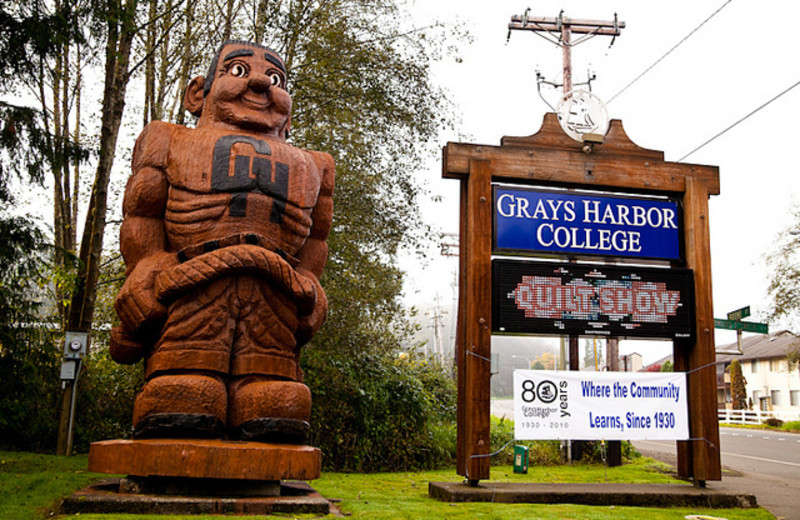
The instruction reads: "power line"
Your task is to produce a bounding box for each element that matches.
[607,0,733,104]
[679,77,800,161]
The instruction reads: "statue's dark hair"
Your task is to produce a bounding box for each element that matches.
[203,40,287,96]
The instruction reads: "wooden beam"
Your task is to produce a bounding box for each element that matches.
[458,159,493,483]
[510,15,625,30]
[509,22,622,36]
[681,176,722,482]
[443,143,719,196]
[508,15,625,36]
[443,115,719,195]
[455,179,468,477]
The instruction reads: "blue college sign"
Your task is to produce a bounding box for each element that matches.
[494,187,682,261]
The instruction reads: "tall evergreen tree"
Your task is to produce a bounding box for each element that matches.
[729,359,747,410]
[0,3,86,452]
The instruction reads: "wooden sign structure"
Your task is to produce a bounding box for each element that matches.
[446,113,721,485]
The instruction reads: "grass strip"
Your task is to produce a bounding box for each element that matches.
[0,450,774,520]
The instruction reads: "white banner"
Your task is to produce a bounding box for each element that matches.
[513,370,689,441]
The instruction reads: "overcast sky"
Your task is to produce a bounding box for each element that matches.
[403,0,800,364]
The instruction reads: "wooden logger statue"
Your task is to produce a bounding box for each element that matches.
[110,40,334,445]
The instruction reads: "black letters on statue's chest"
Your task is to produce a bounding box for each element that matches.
[210,135,290,222]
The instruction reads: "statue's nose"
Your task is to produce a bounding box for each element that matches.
[248,74,271,93]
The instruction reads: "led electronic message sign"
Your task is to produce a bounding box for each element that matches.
[494,187,682,261]
[493,260,695,340]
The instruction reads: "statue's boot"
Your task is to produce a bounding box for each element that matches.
[227,377,311,444]
[132,373,227,439]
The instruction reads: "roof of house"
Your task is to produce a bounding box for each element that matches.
[640,330,798,370]
[716,330,798,363]
[645,352,673,370]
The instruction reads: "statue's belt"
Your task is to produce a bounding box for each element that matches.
[176,233,299,267]
[154,242,316,315]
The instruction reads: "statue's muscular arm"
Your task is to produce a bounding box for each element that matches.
[294,151,335,345]
[114,122,178,340]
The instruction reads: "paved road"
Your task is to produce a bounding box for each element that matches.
[640,427,800,481]
[490,400,799,519]
[491,398,514,419]
[634,427,800,520]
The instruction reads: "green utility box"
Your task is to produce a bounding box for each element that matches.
[513,445,528,474]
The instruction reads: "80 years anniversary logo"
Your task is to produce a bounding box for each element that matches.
[517,378,570,424]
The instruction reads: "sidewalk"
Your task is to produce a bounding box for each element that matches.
[638,446,794,520]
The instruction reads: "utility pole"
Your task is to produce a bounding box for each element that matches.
[508,11,624,95]
[428,294,448,364]
[508,12,623,465]
[606,338,622,466]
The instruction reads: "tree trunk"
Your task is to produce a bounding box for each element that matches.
[253,0,269,44]
[221,0,236,41]
[72,43,82,229]
[57,0,139,456]
[144,0,156,125]
[66,0,137,334]
[173,1,195,125]
[154,0,173,121]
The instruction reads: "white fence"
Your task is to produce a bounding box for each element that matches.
[718,409,800,425]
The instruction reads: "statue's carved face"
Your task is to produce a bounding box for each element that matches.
[200,43,291,135]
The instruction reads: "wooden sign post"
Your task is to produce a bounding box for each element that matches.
[445,113,721,485]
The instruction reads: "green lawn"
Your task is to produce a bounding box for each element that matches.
[720,421,800,433]
[0,450,774,519]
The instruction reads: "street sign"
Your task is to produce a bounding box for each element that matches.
[726,306,751,322]
[713,319,768,334]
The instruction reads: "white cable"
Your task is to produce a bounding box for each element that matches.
[608,0,734,104]
[679,77,800,161]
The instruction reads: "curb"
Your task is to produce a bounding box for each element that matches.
[429,481,758,508]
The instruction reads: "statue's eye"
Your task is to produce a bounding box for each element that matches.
[229,63,248,78]
[269,72,284,87]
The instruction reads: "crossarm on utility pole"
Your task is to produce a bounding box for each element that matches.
[508,11,624,95]
[508,15,625,35]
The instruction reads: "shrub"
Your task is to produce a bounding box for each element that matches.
[0,326,61,452]
[488,416,640,466]
[72,346,143,451]
[0,337,143,454]
[0,216,62,452]
[764,417,784,428]
[579,440,640,463]
[489,416,562,466]
[303,350,457,472]
[782,420,800,432]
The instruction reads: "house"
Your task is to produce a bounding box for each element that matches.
[619,352,643,372]
[639,331,800,415]
[715,330,800,413]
